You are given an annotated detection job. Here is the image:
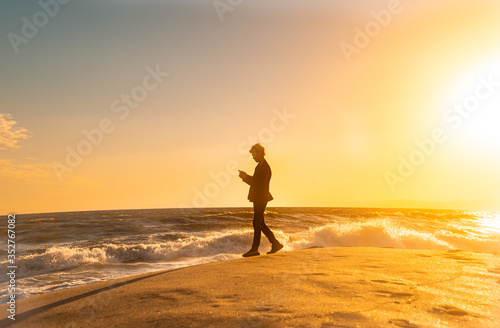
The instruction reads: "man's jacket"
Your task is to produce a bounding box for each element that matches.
[243,160,274,203]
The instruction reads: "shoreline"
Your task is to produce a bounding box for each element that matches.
[2,247,499,327]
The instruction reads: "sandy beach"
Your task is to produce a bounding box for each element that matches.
[2,247,499,328]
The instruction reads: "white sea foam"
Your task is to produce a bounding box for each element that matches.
[4,218,498,282]
[291,219,453,250]
[291,218,500,254]
[3,229,254,279]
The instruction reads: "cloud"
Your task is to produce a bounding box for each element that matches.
[0,113,32,149]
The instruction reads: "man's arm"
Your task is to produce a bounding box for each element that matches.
[252,163,270,191]
[242,175,253,185]
[239,170,253,185]
[239,163,270,187]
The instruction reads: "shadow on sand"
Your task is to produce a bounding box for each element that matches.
[1,267,185,327]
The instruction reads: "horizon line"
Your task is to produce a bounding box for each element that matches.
[6,202,498,216]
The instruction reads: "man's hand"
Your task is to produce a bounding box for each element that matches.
[238,170,248,179]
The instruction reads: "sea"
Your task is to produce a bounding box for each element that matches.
[1,207,499,302]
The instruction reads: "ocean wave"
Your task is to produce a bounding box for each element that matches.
[2,218,498,281]
[201,209,280,218]
[201,210,253,218]
[288,219,500,253]
[1,229,256,279]
[28,217,56,223]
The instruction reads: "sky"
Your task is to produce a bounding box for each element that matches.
[1,0,500,214]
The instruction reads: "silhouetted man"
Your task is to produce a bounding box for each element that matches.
[239,143,284,257]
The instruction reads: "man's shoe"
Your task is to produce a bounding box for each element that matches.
[267,243,284,254]
[242,250,260,257]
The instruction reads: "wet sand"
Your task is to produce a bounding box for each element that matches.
[1,247,499,327]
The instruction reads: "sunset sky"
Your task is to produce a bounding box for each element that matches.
[2,0,500,214]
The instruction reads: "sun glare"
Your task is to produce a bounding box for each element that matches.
[477,212,500,234]
[442,53,500,155]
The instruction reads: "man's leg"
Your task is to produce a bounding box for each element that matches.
[261,208,283,254]
[261,218,278,245]
[251,202,267,250]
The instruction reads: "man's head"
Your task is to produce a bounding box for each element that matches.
[249,143,266,163]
